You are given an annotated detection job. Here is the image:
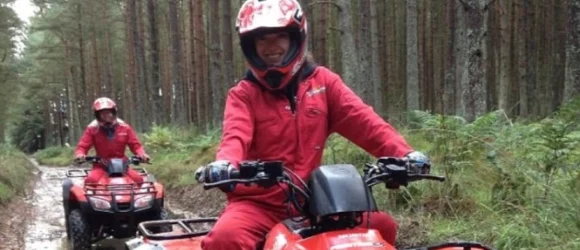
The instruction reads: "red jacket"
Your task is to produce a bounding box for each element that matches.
[216,65,413,208]
[74,119,146,163]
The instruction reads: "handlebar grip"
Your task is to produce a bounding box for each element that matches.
[84,156,100,162]
[229,169,240,179]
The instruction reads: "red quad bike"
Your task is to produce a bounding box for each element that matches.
[125,157,496,250]
[62,156,170,250]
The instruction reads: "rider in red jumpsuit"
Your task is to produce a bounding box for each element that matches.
[74,97,150,184]
[195,0,430,249]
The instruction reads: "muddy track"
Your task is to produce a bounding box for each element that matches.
[18,159,200,250]
[20,160,133,249]
[23,162,69,249]
[16,158,221,250]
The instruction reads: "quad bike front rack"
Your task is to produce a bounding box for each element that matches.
[66,167,149,178]
[83,181,158,213]
[137,218,218,241]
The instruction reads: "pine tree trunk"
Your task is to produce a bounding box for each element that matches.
[168,0,186,125]
[406,0,419,111]
[147,0,163,125]
[209,0,223,124]
[461,0,488,121]
[564,0,580,102]
[337,0,360,95]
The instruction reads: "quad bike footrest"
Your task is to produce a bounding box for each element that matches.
[138,217,218,241]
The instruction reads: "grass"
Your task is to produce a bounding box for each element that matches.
[0,144,35,205]
[33,146,74,166]
[32,103,580,249]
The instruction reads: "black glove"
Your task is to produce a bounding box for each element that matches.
[194,160,236,192]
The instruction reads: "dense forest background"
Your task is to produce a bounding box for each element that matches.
[0,0,579,152]
[1,1,580,248]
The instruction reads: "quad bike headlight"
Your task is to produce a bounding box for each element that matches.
[89,197,111,210]
[134,195,154,209]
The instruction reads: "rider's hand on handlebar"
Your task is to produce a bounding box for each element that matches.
[137,154,151,163]
[74,154,86,163]
[404,151,431,174]
[195,160,236,192]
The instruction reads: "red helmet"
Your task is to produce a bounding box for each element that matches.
[235,0,308,91]
[92,97,117,123]
[93,97,117,112]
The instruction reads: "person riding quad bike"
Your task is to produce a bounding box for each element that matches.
[194,0,431,249]
[74,97,150,183]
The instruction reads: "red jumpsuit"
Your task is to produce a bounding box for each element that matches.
[74,119,145,184]
[201,65,413,249]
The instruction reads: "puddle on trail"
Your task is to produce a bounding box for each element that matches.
[23,163,127,250]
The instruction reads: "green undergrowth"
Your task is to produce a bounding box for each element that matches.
[142,104,580,249]
[0,144,35,205]
[31,99,580,249]
[33,146,74,166]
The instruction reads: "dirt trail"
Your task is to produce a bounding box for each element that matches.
[21,160,127,250]
[23,162,69,249]
[4,158,224,250]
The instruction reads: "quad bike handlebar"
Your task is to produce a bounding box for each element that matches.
[203,157,446,191]
[364,156,445,188]
[202,156,447,219]
[75,155,148,166]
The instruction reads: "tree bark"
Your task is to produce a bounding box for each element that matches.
[564,0,580,102]
[147,0,163,125]
[337,0,360,95]
[194,0,208,131]
[517,0,529,116]
[498,0,512,114]
[461,0,488,121]
[443,0,456,114]
[209,0,224,124]
[168,0,186,125]
[406,0,419,111]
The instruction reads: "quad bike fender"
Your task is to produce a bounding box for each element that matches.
[266,227,395,250]
[263,222,304,250]
[62,179,73,214]
[145,238,204,250]
[154,182,164,199]
[70,185,88,202]
[62,179,88,208]
[126,237,165,250]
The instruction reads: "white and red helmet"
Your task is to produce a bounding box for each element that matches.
[236,0,308,90]
[92,97,117,122]
[93,97,117,112]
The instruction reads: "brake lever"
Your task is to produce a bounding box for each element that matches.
[407,174,446,182]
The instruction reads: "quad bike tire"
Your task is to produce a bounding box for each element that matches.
[67,209,92,250]
[150,208,172,233]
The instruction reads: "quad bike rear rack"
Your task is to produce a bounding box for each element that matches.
[65,167,149,178]
[137,218,218,241]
